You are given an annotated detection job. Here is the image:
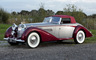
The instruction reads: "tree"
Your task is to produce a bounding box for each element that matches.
[63,4,87,24]
[39,3,45,9]
[46,10,55,16]
[11,11,17,15]
[0,8,9,23]
[55,11,64,15]
[19,10,29,15]
[30,10,38,17]
[88,14,96,18]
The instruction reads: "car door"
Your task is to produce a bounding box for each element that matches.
[59,18,75,38]
[39,24,59,38]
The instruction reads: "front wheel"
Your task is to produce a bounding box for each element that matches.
[27,32,40,48]
[74,30,85,44]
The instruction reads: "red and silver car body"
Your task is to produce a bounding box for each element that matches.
[4,15,92,48]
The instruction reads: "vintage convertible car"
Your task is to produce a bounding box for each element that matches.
[4,15,92,48]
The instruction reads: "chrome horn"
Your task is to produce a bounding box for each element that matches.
[12,23,17,31]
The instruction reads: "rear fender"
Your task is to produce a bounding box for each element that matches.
[21,27,59,42]
[73,25,92,38]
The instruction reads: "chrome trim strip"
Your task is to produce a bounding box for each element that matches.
[4,38,25,42]
[59,18,62,25]
[16,39,25,42]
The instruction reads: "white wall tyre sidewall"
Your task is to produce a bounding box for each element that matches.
[27,32,40,48]
[76,30,85,44]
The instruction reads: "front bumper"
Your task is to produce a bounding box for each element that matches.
[4,37,25,42]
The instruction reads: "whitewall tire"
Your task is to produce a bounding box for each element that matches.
[27,32,40,48]
[74,30,85,44]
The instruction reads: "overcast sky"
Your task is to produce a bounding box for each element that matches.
[0,0,96,15]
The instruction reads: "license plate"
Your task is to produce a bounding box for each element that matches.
[9,38,16,43]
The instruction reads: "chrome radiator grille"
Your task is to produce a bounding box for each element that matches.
[17,29,24,38]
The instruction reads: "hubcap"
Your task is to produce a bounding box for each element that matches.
[31,36,37,41]
[27,32,40,48]
[30,35,37,45]
[76,30,85,44]
[78,33,83,41]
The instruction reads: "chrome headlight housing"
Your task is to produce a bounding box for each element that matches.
[18,24,26,31]
[12,23,17,31]
[20,24,26,28]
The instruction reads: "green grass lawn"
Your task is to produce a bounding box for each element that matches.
[0,24,96,43]
[0,24,12,40]
[85,29,96,43]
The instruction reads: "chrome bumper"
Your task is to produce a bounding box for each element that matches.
[4,38,25,42]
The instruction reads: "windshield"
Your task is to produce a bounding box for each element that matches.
[43,17,52,23]
[43,17,60,24]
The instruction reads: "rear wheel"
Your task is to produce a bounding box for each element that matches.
[74,30,85,44]
[27,32,40,48]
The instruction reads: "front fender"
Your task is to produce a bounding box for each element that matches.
[21,27,58,42]
[73,25,92,38]
[4,27,12,38]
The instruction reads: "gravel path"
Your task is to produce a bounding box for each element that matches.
[0,41,96,60]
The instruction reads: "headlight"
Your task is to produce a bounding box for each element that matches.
[12,23,17,30]
[20,24,26,28]
[18,24,26,31]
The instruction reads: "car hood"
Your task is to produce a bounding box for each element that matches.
[24,22,55,27]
